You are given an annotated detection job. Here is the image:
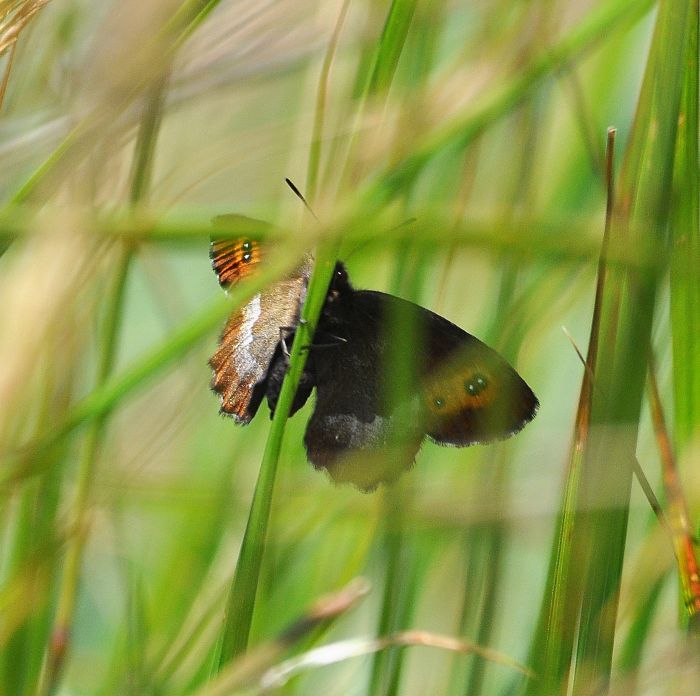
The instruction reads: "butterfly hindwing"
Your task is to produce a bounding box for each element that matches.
[418,312,539,445]
[208,214,313,423]
[209,278,309,422]
[302,269,538,488]
[303,291,424,490]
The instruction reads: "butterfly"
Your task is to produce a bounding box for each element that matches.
[209,217,538,491]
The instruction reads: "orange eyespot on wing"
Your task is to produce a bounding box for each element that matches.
[210,237,261,288]
[423,361,537,447]
[425,370,496,417]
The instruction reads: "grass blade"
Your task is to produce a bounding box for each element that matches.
[569,0,691,691]
[670,0,700,455]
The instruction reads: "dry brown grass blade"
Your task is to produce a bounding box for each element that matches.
[192,578,371,696]
[0,0,51,111]
[574,127,617,443]
[0,0,51,55]
[259,629,533,692]
[0,39,16,109]
[647,358,700,629]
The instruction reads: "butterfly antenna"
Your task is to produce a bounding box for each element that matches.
[285,178,319,221]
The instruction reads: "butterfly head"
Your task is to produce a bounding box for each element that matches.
[326,261,352,301]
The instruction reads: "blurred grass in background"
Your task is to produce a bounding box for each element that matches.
[0,0,699,694]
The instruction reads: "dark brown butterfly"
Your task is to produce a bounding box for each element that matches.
[210,219,538,491]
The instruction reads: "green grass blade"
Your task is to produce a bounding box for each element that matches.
[364,0,418,98]
[215,0,421,670]
[570,0,690,692]
[670,0,700,455]
[524,0,693,692]
[37,66,168,696]
[306,0,351,204]
[617,574,665,678]
[215,246,340,667]
[524,128,619,696]
[669,0,700,633]
[4,1,219,210]
[0,258,296,483]
[369,486,421,696]
[363,0,656,204]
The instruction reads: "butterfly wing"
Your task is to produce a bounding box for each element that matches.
[303,291,424,490]
[209,279,308,422]
[304,287,537,488]
[417,309,538,445]
[208,215,313,423]
[210,215,270,288]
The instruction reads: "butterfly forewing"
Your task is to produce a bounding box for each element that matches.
[210,214,271,288]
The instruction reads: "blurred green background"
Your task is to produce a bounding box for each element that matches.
[0,0,698,694]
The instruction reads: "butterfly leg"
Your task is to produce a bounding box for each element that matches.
[279,324,347,353]
[301,331,347,352]
[278,326,297,358]
[265,348,315,418]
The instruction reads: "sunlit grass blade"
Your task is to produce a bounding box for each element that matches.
[0,1,51,57]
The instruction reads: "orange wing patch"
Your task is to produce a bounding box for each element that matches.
[210,238,261,288]
[424,370,496,417]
